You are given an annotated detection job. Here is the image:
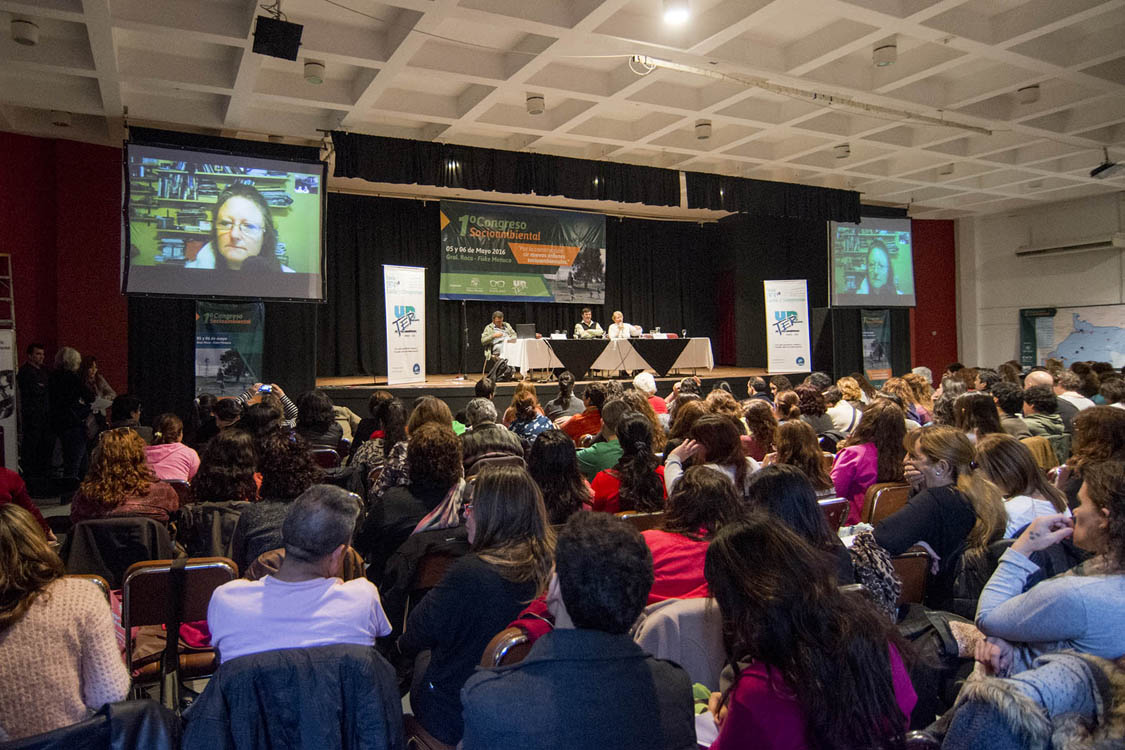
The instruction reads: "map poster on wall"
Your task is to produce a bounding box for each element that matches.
[1020,305,1125,368]
[438,200,606,304]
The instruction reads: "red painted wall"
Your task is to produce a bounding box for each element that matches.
[910,219,958,378]
[0,133,128,389]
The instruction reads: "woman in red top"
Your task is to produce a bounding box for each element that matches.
[705,516,916,750]
[591,414,665,513]
[0,467,53,539]
[642,466,745,603]
[69,428,178,524]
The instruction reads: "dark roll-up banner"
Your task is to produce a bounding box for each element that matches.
[861,308,892,385]
[195,301,265,396]
[438,200,606,304]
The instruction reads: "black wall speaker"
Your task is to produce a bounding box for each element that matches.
[252,16,303,61]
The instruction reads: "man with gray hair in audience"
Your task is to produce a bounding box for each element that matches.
[460,397,524,473]
[911,366,933,386]
[206,485,391,663]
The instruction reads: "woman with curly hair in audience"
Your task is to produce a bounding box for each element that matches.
[971,458,1125,678]
[706,390,749,435]
[144,413,200,482]
[240,401,284,455]
[191,429,259,504]
[1056,405,1125,509]
[371,395,456,500]
[874,425,1006,611]
[501,381,544,427]
[229,429,321,571]
[591,414,666,514]
[836,376,866,411]
[831,400,907,525]
[742,400,778,462]
[747,465,855,584]
[397,465,554,747]
[882,377,924,426]
[794,385,833,435]
[954,391,1004,443]
[621,389,667,452]
[666,415,760,496]
[664,399,707,457]
[294,389,344,451]
[704,515,915,749]
[507,388,554,444]
[642,465,745,604]
[765,421,835,497]
[0,505,130,740]
[902,372,934,425]
[527,429,592,524]
[975,433,1068,538]
[69,428,178,525]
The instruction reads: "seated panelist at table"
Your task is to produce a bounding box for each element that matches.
[481,310,516,360]
[573,307,604,339]
[606,311,641,340]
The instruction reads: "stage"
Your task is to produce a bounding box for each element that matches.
[318,366,768,418]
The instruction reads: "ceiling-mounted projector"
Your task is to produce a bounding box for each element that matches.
[253,15,303,60]
[1090,147,1124,179]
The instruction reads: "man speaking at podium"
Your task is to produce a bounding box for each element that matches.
[573,308,604,339]
[482,310,516,361]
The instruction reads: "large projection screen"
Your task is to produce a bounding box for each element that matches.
[830,217,915,307]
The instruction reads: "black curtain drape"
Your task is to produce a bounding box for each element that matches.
[685,171,860,223]
[331,133,682,207]
[317,194,724,376]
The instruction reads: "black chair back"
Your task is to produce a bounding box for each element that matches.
[62,517,173,589]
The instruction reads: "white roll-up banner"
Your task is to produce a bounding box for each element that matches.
[0,329,16,469]
[764,279,812,374]
[384,265,427,385]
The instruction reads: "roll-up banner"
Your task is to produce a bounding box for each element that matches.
[0,329,16,469]
[385,265,426,385]
[438,199,606,304]
[861,309,893,385]
[764,280,811,374]
[194,301,264,397]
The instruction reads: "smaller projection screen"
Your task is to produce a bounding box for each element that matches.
[123,142,326,301]
[830,217,915,307]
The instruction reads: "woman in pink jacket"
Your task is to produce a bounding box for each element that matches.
[831,400,907,524]
[144,413,201,482]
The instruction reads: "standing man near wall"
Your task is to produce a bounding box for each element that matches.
[17,343,51,482]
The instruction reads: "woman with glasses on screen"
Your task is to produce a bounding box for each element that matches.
[185,183,295,272]
[855,239,900,300]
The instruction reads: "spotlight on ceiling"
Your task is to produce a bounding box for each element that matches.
[11,17,39,46]
[1016,84,1040,105]
[663,0,690,25]
[938,163,955,176]
[304,60,325,85]
[695,119,712,140]
[873,41,897,67]
[834,143,850,159]
[1090,147,1124,180]
[50,110,72,128]
[526,93,545,115]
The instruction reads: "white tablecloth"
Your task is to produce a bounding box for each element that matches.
[500,337,713,375]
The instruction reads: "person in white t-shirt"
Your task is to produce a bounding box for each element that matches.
[207,485,391,663]
[1056,371,1096,412]
[974,433,1070,538]
[607,310,639,340]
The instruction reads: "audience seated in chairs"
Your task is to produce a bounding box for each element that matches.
[460,398,525,474]
[973,434,1069,538]
[954,392,1005,443]
[357,423,466,585]
[239,401,285,455]
[1057,405,1125,509]
[191,429,259,504]
[664,399,707,458]
[69,428,179,525]
[561,382,606,445]
[991,381,1032,439]
[0,505,129,741]
[505,387,554,444]
[591,412,665,513]
[665,415,760,497]
[191,396,241,448]
[766,420,836,497]
[349,393,407,476]
[702,514,916,749]
[144,413,200,482]
[642,465,745,603]
[108,394,153,444]
[235,382,298,427]
[543,371,584,422]
[741,400,777,462]
[832,399,908,525]
[574,398,627,482]
[525,429,591,525]
[747,465,855,585]
[294,389,344,451]
[370,396,458,502]
[229,429,321,572]
[461,512,696,750]
[208,485,390,663]
[873,425,1007,612]
[621,389,667,451]
[396,465,553,748]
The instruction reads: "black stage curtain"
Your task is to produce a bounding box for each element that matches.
[129,127,320,162]
[317,193,724,376]
[331,132,682,207]
[685,171,860,223]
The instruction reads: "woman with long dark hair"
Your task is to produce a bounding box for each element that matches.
[774,390,801,423]
[665,415,759,496]
[767,421,834,496]
[398,465,554,746]
[294,389,343,450]
[975,433,1068,537]
[371,396,454,500]
[664,399,707,457]
[591,414,665,513]
[742,400,778,462]
[543,370,584,421]
[704,515,916,749]
[192,429,258,504]
[831,400,907,525]
[621,389,667,452]
[643,466,745,603]
[954,391,1004,443]
[526,429,591,524]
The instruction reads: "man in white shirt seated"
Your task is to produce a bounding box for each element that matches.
[207,485,392,663]
[573,307,604,339]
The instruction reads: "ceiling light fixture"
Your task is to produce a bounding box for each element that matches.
[304,60,325,84]
[695,119,711,140]
[834,143,850,159]
[50,111,72,128]
[526,93,545,115]
[1016,85,1040,105]
[873,41,897,67]
[663,0,690,25]
[1090,147,1124,179]
[11,17,39,46]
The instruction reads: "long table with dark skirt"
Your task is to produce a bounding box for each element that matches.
[500,337,713,378]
